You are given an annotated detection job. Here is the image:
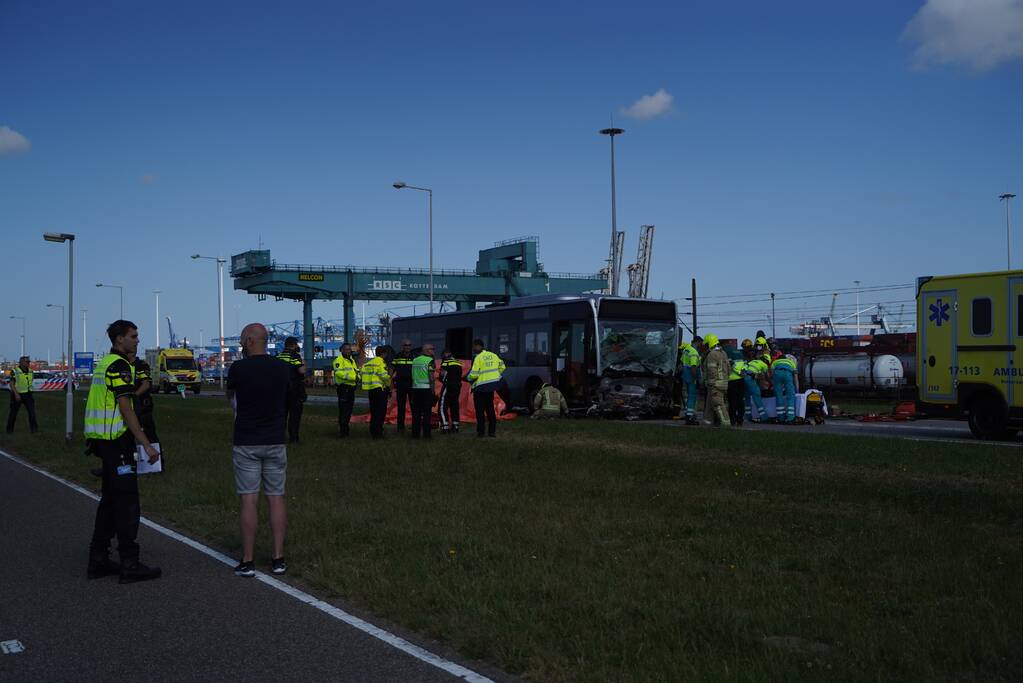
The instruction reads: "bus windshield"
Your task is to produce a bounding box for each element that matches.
[597,320,676,376]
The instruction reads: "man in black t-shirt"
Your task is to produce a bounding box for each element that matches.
[226,323,291,578]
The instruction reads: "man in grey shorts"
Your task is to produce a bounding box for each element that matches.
[225,323,291,577]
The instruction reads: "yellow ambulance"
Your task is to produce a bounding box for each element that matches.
[917,270,1023,439]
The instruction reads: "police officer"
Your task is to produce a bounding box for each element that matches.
[131,353,159,446]
[6,355,38,433]
[410,343,436,439]
[465,339,505,438]
[86,320,161,583]
[702,334,731,428]
[438,349,462,433]
[677,338,701,425]
[277,337,306,443]
[361,346,392,439]
[332,342,359,437]
[391,338,415,433]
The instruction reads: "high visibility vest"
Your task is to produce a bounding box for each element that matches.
[746,359,769,376]
[729,359,747,381]
[11,368,33,393]
[467,350,505,390]
[680,344,700,367]
[360,357,389,391]
[773,356,797,372]
[333,355,359,386]
[84,353,135,440]
[411,355,434,389]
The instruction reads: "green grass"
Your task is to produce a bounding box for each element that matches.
[3,392,1022,681]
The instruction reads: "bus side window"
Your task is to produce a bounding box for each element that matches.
[494,327,518,366]
[524,327,550,366]
[446,327,472,359]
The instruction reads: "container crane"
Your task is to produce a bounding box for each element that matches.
[627,225,655,298]
[165,315,179,349]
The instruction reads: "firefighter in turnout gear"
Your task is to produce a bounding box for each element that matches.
[277,337,306,443]
[361,346,392,439]
[531,383,568,419]
[438,349,462,433]
[6,356,38,433]
[333,342,359,437]
[702,334,731,427]
[465,339,505,438]
[86,320,162,584]
[392,339,415,433]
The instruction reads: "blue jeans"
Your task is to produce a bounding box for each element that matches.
[774,367,797,422]
[743,374,766,421]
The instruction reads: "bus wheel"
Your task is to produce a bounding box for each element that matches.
[968,394,1007,440]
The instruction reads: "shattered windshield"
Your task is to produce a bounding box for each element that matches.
[597,320,676,375]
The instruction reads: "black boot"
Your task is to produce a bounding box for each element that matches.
[119,561,162,584]
[86,552,121,580]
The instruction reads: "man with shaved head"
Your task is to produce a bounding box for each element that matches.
[225,322,291,577]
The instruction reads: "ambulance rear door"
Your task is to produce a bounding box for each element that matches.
[920,286,957,403]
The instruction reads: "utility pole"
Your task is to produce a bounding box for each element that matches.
[771,292,776,338]
[1002,193,1017,270]
[854,280,861,336]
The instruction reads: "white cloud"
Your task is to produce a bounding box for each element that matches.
[0,126,31,156]
[620,89,674,120]
[903,0,1023,71]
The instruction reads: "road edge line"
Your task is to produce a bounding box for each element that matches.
[0,447,493,683]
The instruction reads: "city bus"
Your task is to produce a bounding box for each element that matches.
[390,294,678,417]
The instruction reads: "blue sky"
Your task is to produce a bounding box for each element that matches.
[1,0,1021,360]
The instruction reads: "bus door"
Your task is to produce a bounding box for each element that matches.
[1010,278,1023,407]
[920,288,957,403]
[554,321,587,404]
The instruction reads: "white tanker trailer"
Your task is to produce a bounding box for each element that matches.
[800,353,905,392]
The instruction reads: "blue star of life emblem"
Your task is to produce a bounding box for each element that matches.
[929,299,950,327]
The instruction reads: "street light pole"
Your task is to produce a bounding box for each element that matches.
[600,126,625,295]
[153,290,162,349]
[392,182,435,312]
[9,316,26,356]
[43,231,75,445]
[1002,193,1017,270]
[82,309,87,352]
[46,304,65,367]
[192,255,226,390]
[854,280,861,336]
[96,282,124,319]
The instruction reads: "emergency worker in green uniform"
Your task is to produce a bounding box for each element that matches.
[6,356,38,433]
[86,320,162,583]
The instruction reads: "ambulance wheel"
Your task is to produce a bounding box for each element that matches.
[968,394,1007,440]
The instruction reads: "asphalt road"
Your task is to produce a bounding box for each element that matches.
[0,453,496,682]
[654,416,1023,446]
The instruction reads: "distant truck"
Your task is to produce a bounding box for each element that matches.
[146,347,202,394]
[917,270,1023,439]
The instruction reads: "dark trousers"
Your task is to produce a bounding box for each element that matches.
[411,389,434,438]
[473,390,497,437]
[439,384,461,430]
[395,384,412,429]
[727,379,745,426]
[6,393,38,433]
[138,410,159,444]
[336,384,356,436]
[286,391,305,442]
[368,388,388,438]
[89,432,140,563]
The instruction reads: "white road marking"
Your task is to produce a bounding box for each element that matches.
[0,448,492,683]
[1,640,25,655]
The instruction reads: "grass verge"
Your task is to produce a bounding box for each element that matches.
[2,392,1022,681]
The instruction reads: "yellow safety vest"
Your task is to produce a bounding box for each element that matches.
[467,350,505,390]
[11,368,33,393]
[360,357,390,391]
[84,353,135,440]
[333,355,359,386]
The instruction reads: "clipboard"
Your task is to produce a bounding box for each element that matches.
[136,443,164,475]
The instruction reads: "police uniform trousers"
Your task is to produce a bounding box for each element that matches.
[410,388,434,439]
[727,379,745,426]
[138,409,159,444]
[473,388,497,437]
[368,388,388,438]
[286,387,305,443]
[394,382,412,430]
[439,383,461,431]
[6,392,38,433]
[336,384,356,436]
[89,431,141,563]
